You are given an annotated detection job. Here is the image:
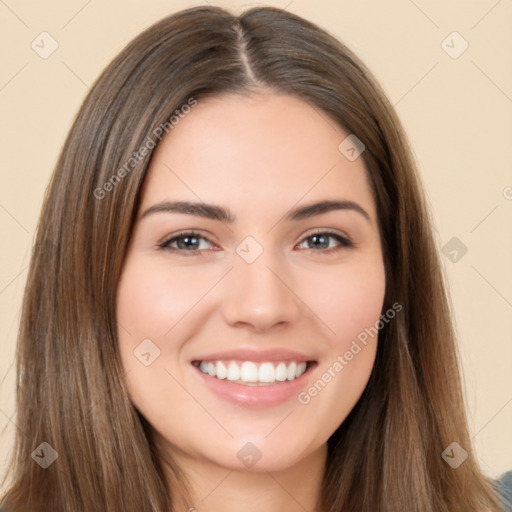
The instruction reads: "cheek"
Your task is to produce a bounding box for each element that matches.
[294,258,385,415]
[115,258,206,421]
[115,257,201,385]
[306,257,386,347]
[116,258,214,340]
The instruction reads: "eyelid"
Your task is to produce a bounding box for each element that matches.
[300,227,351,242]
[158,229,217,250]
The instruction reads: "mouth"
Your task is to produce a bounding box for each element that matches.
[191,359,316,386]
[190,355,318,408]
[190,347,318,407]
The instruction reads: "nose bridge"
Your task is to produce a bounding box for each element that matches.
[221,237,300,330]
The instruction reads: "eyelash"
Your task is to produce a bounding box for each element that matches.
[158,229,353,257]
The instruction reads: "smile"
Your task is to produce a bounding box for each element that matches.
[193,360,309,385]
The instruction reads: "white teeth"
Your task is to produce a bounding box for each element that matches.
[226,362,240,381]
[275,362,288,381]
[296,362,306,378]
[287,361,297,380]
[216,361,227,379]
[196,360,309,384]
[240,361,258,382]
[258,362,275,382]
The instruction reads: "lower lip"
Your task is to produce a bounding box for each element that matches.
[192,363,317,408]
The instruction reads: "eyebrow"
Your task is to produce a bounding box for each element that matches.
[140,199,371,223]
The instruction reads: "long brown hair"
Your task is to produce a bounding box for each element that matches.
[0,5,504,511]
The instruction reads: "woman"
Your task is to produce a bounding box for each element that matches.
[1,5,510,512]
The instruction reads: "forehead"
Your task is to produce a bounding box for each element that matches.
[139,91,376,222]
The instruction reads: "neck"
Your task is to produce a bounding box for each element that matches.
[164,444,327,512]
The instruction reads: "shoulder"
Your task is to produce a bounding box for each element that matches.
[495,470,512,511]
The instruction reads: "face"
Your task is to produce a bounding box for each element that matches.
[116,90,386,474]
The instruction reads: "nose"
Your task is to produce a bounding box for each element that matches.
[220,247,301,333]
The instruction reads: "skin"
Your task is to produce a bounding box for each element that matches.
[116,89,386,512]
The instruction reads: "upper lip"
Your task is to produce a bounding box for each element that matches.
[191,348,316,363]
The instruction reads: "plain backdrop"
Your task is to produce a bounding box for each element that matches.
[1,0,511,486]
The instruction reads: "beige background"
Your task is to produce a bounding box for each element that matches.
[1,0,511,485]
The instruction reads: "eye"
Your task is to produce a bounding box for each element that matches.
[295,230,353,253]
[158,231,216,256]
[158,229,353,257]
